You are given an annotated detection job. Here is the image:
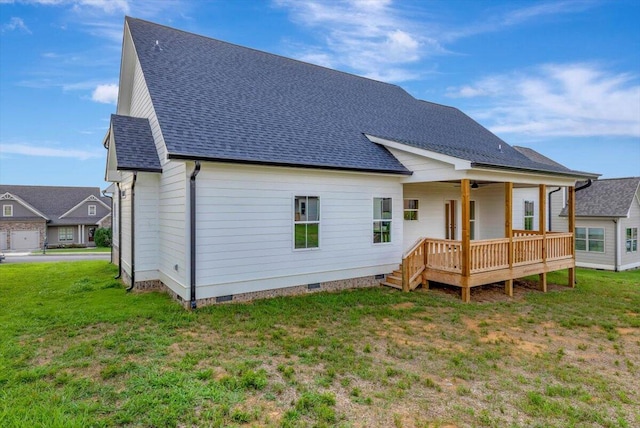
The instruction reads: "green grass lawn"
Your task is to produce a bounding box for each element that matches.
[0,262,638,427]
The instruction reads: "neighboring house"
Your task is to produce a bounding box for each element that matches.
[556,177,640,271]
[0,185,112,251]
[104,18,598,307]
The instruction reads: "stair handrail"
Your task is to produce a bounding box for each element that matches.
[403,237,426,258]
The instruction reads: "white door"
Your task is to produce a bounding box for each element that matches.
[11,230,40,250]
[0,230,7,250]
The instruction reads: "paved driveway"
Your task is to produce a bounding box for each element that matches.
[1,253,111,264]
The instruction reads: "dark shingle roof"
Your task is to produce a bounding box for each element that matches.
[513,146,569,170]
[0,185,111,225]
[125,17,594,177]
[111,114,162,172]
[561,177,640,217]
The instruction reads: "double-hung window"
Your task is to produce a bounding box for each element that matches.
[88,205,97,216]
[524,200,534,230]
[626,228,638,253]
[373,197,392,243]
[575,227,604,252]
[294,196,319,249]
[3,205,12,217]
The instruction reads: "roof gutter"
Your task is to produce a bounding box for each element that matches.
[114,182,122,280]
[547,187,562,231]
[189,161,201,309]
[167,153,412,176]
[575,179,593,192]
[471,162,600,180]
[125,171,138,292]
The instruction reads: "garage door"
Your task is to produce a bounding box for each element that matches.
[11,230,40,250]
[0,231,7,250]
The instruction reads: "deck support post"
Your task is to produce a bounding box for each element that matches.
[461,179,471,302]
[461,287,471,303]
[539,273,547,292]
[505,182,514,297]
[568,185,576,288]
[505,279,513,297]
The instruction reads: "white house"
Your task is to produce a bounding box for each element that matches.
[103,18,598,308]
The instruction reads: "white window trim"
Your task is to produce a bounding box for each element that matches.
[373,197,392,245]
[3,204,13,217]
[575,227,605,253]
[293,195,320,251]
[88,205,97,216]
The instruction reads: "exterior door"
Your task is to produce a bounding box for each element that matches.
[445,200,456,240]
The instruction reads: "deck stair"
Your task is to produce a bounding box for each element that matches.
[381,265,403,289]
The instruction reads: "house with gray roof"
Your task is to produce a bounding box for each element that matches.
[0,185,112,251]
[554,177,640,271]
[104,18,599,307]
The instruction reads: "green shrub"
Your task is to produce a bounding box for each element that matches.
[94,227,112,247]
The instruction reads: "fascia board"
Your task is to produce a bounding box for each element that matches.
[365,134,471,170]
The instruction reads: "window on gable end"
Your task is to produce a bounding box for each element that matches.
[88,205,97,216]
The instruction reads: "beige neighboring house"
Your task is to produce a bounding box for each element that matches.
[0,185,112,251]
[557,177,640,271]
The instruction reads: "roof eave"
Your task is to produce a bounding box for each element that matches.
[471,162,600,180]
[167,153,412,176]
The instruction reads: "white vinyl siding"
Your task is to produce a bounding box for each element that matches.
[134,173,160,278]
[158,161,188,295]
[192,163,403,299]
[130,57,167,163]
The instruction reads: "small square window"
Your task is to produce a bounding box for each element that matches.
[3,204,13,217]
[403,199,418,221]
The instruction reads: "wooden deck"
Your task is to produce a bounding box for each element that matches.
[383,231,575,302]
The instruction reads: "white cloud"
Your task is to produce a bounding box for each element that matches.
[274,0,437,82]
[0,143,102,160]
[1,17,31,33]
[446,64,640,137]
[91,83,118,104]
[275,0,601,83]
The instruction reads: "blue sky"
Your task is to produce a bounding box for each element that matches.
[1,0,639,188]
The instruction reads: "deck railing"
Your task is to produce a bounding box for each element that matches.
[401,239,428,290]
[424,238,462,273]
[403,233,574,288]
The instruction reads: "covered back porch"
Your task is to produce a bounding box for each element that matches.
[384,179,577,302]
